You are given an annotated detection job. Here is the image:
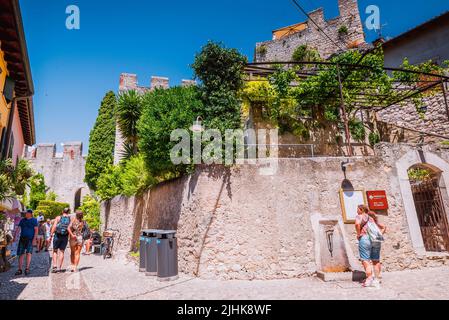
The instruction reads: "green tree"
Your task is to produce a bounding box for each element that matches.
[79,195,101,230]
[85,91,117,190]
[192,41,247,132]
[120,155,155,196]
[96,165,123,201]
[116,90,143,158]
[138,86,203,180]
[28,173,47,210]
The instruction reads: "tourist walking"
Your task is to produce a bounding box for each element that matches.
[68,210,88,272]
[36,221,46,253]
[355,204,386,288]
[36,212,45,224]
[14,209,38,276]
[44,219,52,252]
[50,208,71,273]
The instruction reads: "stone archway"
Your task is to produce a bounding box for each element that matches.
[408,164,449,252]
[396,149,449,254]
[74,188,83,210]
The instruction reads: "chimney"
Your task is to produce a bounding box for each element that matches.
[151,76,169,90]
[119,73,138,91]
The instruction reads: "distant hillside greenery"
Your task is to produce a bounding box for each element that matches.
[85,91,117,191]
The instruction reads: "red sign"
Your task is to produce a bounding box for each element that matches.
[366,190,389,210]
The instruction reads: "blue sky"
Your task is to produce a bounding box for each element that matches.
[19,0,448,152]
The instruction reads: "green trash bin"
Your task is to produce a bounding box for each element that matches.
[144,229,161,276]
[157,230,178,281]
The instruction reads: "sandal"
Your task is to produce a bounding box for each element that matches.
[51,267,58,273]
[15,270,23,276]
[25,269,30,276]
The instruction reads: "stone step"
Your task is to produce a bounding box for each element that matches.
[317,270,366,282]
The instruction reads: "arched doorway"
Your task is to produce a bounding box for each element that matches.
[74,188,82,210]
[408,164,449,252]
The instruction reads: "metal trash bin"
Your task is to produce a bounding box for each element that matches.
[139,230,148,272]
[144,229,160,276]
[156,230,178,281]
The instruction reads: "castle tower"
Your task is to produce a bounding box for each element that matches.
[255,0,366,62]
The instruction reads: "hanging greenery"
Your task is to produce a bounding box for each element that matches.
[243,47,449,143]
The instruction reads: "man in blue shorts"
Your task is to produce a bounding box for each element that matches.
[14,209,38,276]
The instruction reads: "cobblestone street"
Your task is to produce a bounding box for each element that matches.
[1,250,449,300]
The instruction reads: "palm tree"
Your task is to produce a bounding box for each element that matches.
[116,90,143,156]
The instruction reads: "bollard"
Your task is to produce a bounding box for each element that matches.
[156,230,178,281]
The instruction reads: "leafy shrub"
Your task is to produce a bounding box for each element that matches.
[28,174,47,210]
[79,195,100,231]
[292,45,320,62]
[138,86,203,180]
[256,45,267,56]
[96,165,123,201]
[85,91,117,191]
[121,155,155,196]
[46,191,58,201]
[192,41,247,133]
[369,131,381,147]
[35,201,70,220]
[349,119,366,142]
[338,25,348,36]
[408,168,433,182]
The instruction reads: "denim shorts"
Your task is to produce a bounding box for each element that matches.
[358,235,381,261]
[17,237,33,256]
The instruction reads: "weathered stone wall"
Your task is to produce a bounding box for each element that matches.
[23,142,90,209]
[101,143,449,280]
[377,91,449,140]
[255,0,365,62]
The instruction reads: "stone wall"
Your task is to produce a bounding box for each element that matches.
[23,142,90,209]
[377,91,449,140]
[101,143,449,280]
[255,0,365,62]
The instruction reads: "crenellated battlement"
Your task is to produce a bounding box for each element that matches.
[255,0,366,62]
[23,141,85,160]
[118,73,196,94]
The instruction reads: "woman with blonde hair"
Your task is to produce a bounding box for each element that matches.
[355,204,386,288]
[68,210,87,272]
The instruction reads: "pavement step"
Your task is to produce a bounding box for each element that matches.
[317,270,366,282]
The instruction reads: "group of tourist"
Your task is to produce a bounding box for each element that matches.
[355,204,387,289]
[13,207,92,276]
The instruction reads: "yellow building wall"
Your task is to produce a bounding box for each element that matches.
[0,41,11,131]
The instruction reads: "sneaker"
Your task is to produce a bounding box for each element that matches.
[362,277,374,287]
[371,279,381,289]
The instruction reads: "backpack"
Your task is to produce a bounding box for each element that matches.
[56,215,71,236]
[82,222,91,240]
[362,215,384,243]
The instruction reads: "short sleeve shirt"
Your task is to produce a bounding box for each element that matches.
[18,218,38,239]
